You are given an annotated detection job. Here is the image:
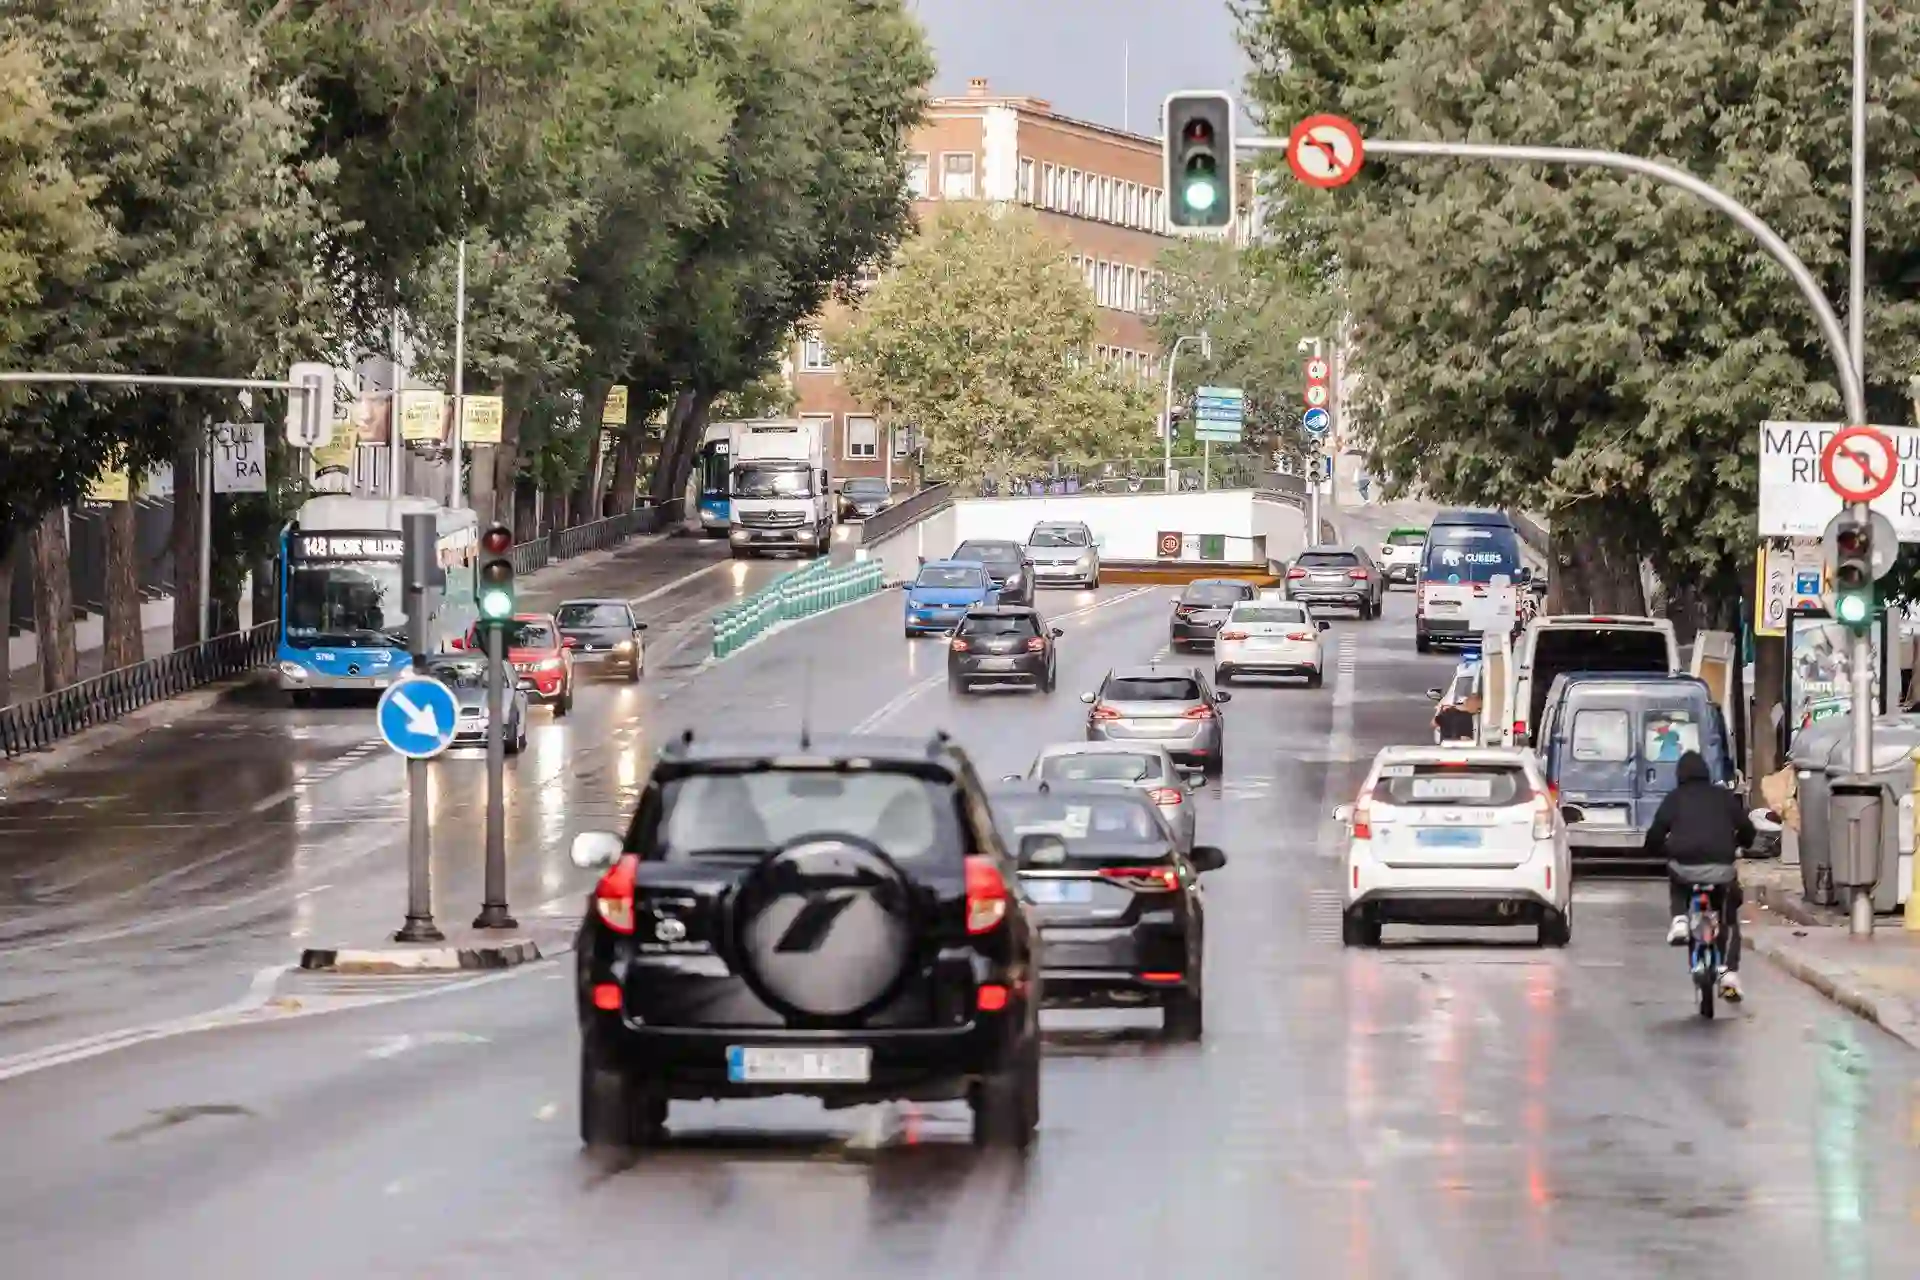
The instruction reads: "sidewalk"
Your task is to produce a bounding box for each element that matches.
[9,614,178,703]
[1742,858,1920,1051]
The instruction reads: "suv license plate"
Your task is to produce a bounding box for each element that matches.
[726,1046,871,1084]
[1415,827,1482,848]
[1023,879,1093,904]
[976,657,1018,671]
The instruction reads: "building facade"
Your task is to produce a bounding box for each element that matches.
[790,78,1253,483]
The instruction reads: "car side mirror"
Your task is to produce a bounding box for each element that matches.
[569,830,624,869]
[1427,687,1444,701]
[634,621,649,632]
[1213,690,1231,703]
[1190,845,1227,873]
[1318,620,1330,632]
[1332,803,1354,823]
[1080,692,1097,704]
[1185,775,1202,793]
[1050,627,1064,638]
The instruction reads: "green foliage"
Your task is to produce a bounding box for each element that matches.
[710,370,798,422]
[1149,239,1335,471]
[1235,0,1920,605]
[831,206,1158,488]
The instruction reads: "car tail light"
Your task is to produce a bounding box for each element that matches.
[1531,794,1554,840]
[1285,630,1314,641]
[591,982,622,1011]
[1513,720,1526,740]
[976,983,1009,1012]
[1025,637,1047,652]
[1140,971,1184,983]
[593,854,638,934]
[1219,629,1248,641]
[951,638,970,652]
[1352,800,1373,840]
[1099,865,1179,892]
[1287,567,1308,580]
[1348,568,1368,580]
[1090,704,1122,721]
[1148,786,1183,806]
[1181,704,1215,720]
[965,855,1008,933]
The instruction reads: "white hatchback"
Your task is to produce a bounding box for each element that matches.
[1214,600,1329,687]
[1333,746,1571,947]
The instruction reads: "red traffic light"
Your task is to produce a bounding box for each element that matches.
[1182,119,1214,145]
[480,523,513,556]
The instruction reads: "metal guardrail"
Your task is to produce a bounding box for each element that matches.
[711,558,886,660]
[521,499,686,569]
[860,483,952,545]
[1,621,276,758]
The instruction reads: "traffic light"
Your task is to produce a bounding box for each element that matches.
[1831,511,1874,630]
[1163,92,1235,234]
[476,523,515,624]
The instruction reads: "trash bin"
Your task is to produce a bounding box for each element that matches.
[1796,713,1920,909]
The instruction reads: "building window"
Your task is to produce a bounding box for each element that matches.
[941,152,976,199]
[1082,257,1096,292]
[800,332,834,372]
[1151,189,1164,232]
[1125,266,1139,312]
[1069,170,1084,215]
[1102,177,1116,221]
[1096,262,1110,308]
[1052,165,1067,209]
[1041,163,1057,209]
[905,154,929,199]
[844,414,878,460]
[1018,157,1036,204]
[1130,184,1143,227]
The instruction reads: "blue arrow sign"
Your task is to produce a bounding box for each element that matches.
[376,675,460,759]
[1302,407,1330,436]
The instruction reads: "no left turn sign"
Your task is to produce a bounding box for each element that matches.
[1820,425,1898,503]
[1287,115,1365,189]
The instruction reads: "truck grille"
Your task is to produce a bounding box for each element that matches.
[738,510,804,528]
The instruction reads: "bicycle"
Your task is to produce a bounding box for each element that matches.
[1673,862,1739,1019]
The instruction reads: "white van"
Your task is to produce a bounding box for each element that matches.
[1498,615,1681,747]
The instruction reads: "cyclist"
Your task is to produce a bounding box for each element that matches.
[1648,749,1755,1000]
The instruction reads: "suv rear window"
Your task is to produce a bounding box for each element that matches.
[1181,582,1252,606]
[653,770,957,862]
[1106,675,1201,701]
[1387,531,1425,546]
[1297,552,1359,569]
[959,614,1037,637]
[955,542,1020,566]
[1036,752,1164,783]
[991,791,1169,865]
[1372,763,1532,806]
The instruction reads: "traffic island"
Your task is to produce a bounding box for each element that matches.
[298,921,575,974]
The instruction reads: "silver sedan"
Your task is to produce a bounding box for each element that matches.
[1005,742,1198,852]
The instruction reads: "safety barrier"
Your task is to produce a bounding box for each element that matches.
[710,558,886,660]
[0,621,276,758]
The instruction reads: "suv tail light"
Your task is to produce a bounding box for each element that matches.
[1351,800,1373,840]
[1181,704,1215,720]
[1090,704,1122,721]
[950,638,970,652]
[1148,786,1183,806]
[1531,794,1555,840]
[1348,568,1369,580]
[1512,720,1526,740]
[1287,567,1307,580]
[1099,865,1179,892]
[1219,629,1248,641]
[965,855,1008,932]
[593,854,638,934]
[1025,636,1047,652]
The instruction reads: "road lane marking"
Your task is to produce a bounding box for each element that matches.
[627,558,732,606]
[1316,634,1360,857]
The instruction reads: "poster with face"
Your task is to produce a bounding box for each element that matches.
[1784,614,1891,751]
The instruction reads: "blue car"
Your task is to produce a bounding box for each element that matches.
[904,560,1000,636]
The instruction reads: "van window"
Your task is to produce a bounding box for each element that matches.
[1527,628,1673,733]
[1421,525,1521,584]
[1644,710,1700,762]
[1571,710,1632,762]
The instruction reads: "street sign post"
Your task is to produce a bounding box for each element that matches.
[210,423,267,494]
[286,362,335,449]
[1194,385,1244,443]
[390,513,449,943]
[1286,115,1365,189]
[1820,424,1898,503]
[376,677,458,759]
[1758,421,1916,539]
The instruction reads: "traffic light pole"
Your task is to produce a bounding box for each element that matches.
[1847,508,1876,937]
[474,619,516,930]
[396,514,444,943]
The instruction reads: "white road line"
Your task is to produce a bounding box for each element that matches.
[1316,634,1360,857]
[627,558,731,607]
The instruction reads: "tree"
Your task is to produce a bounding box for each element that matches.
[1149,238,1336,478]
[832,206,1156,489]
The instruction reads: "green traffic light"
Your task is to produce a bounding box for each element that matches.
[479,588,513,619]
[1836,592,1871,625]
[1184,179,1218,211]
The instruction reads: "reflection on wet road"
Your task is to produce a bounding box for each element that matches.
[0,518,1915,1277]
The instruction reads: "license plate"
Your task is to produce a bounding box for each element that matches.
[1023,879,1093,904]
[976,657,1018,671]
[1415,826,1483,848]
[726,1045,871,1084]
[1579,808,1628,826]
[371,678,391,688]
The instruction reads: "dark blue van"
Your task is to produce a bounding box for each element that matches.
[1415,510,1527,651]
[1536,672,1737,859]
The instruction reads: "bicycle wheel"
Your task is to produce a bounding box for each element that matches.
[1695,964,1715,1019]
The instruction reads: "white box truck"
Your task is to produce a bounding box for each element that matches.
[726,419,832,558]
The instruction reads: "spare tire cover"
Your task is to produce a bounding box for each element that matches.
[733,834,916,1021]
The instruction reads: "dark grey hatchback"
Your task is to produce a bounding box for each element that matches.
[949,606,1062,693]
[1169,579,1257,649]
[990,782,1225,1040]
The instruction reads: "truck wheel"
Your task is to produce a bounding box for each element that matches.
[1415,632,1431,654]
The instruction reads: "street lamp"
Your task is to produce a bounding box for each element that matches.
[1163,332,1210,490]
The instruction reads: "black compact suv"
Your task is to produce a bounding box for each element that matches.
[572,731,1043,1151]
[949,606,1063,694]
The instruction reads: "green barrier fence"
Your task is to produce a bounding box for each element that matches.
[710,557,886,660]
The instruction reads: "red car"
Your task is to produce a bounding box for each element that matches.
[456,613,574,715]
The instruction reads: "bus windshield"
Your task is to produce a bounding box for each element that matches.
[1421,525,1521,584]
[284,560,410,648]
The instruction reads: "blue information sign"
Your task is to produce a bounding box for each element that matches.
[376,675,460,759]
[1302,407,1331,436]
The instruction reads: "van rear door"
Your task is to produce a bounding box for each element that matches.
[1518,618,1678,745]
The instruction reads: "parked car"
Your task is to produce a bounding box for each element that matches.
[1024,521,1100,589]
[1283,547,1386,619]
[455,613,573,715]
[1083,664,1230,776]
[838,476,893,522]
[904,560,999,636]
[1215,598,1330,686]
[948,605,1062,694]
[1168,579,1259,651]
[555,598,647,681]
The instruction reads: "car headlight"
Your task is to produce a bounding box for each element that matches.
[613,640,633,654]
[278,661,309,681]
[537,657,562,671]
[729,527,748,540]
[1077,551,1095,566]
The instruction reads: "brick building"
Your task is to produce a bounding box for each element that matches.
[789,78,1254,483]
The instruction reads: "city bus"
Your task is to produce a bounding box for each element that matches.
[275,495,480,705]
[693,421,732,536]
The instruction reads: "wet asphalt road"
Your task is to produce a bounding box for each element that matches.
[1,509,1917,1277]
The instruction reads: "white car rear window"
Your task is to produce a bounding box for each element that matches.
[1373,763,1531,805]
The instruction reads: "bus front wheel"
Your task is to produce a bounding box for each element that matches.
[289,690,313,710]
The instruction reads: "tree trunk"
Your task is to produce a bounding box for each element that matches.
[0,545,13,708]
[31,510,78,693]
[1546,503,1644,615]
[469,442,496,521]
[492,388,529,530]
[171,433,203,648]
[649,390,699,505]
[610,432,641,514]
[514,480,540,548]
[102,495,144,672]
[1751,633,1785,795]
[250,552,278,628]
[571,381,612,526]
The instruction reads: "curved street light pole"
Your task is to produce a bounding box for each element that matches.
[1162,332,1210,491]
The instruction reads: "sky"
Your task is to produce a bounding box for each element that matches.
[905,0,1248,137]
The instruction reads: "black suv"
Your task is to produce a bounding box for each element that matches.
[571,731,1043,1151]
[949,606,1063,694]
[990,782,1225,1040]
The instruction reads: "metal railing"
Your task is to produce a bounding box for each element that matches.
[860,482,952,545]
[517,498,687,570]
[711,558,886,660]
[510,537,550,575]
[1,621,276,758]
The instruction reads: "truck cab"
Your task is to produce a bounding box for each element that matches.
[726,420,832,559]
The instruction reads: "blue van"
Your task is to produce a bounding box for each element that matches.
[1415,509,1527,651]
[1536,672,1738,859]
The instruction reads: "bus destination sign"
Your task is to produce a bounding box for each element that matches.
[292,533,405,560]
